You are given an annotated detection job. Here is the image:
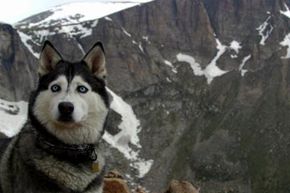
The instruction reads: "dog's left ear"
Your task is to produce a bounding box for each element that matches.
[83,42,106,79]
[39,41,63,76]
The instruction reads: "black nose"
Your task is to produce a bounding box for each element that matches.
[58,102,74,115]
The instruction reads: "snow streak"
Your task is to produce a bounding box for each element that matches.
[0,99,28,137]
[104,88,153,178]
[280,3,290,19]
[239,55,251,77]
[177,38,238,84]
[280,33,290,59]
[256,16,273,46]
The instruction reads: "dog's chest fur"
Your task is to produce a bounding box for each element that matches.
[0,123,105,193]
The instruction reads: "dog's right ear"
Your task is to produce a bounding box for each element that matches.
[39,41,63,76]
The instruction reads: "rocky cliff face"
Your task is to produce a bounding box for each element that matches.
[0,24,37,101]
[1,0,290,192]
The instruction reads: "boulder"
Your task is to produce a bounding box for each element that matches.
[103,170,131,193]
[165,180,199,193]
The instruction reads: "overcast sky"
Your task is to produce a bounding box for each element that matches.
[0,0,148,24]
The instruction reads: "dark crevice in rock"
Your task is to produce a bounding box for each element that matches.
[202,0,220,35]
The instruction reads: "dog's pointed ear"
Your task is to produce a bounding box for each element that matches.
[39,41,62,76]
[83,42,106,79]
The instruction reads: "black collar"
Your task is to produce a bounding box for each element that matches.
[29,111,98,164]
[36,134,98,164]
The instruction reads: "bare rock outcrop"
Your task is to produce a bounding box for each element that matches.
[0,23,37,101]
[104,171,131,193]
[165,180,200,193]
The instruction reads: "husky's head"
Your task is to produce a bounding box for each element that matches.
[31,41,109,145]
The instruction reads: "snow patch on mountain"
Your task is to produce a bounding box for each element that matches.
[229,40,242,54]
[105,88,141,149]
[280,3,290,19]
[122,27,132,37]
[132,160,154,178]
[205,39,229,83]
[239,55,251,77]
[17,31,40,58]
[62,20,98,38]
[142,36,150,43]
[104,88,153,178]
[77,42,85,55]
[164,60,177,73]
[256,16,273,46]
[177,39,232,84]
[105,17,113,21]
[120,27,148,53]
[176,39,246,83]
[280,33,290,59]
[138,43,144,53]
[176,52,227,84]
[0,99,28,137]
[176,54,204,76]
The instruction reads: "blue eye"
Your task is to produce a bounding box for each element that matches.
[77,86,88,93]
[51,84,61,92]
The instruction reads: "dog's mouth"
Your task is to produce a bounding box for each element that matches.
[58,115,73,122]
[53,118,82,129]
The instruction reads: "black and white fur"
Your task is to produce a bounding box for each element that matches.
[0,41,110,193]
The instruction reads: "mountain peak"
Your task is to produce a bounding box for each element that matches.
[15,0,155,58]
[16,0,154,28]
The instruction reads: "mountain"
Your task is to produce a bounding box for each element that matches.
[0,0,290,192]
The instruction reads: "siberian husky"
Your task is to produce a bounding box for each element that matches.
[0,41,110,193]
